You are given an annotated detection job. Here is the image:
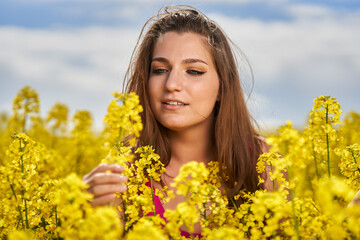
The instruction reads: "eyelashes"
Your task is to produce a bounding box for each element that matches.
[152,68,168,74]
[151,68,205,76]
[187,70,205,75]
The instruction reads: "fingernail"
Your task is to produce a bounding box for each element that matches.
[117,165,124,171]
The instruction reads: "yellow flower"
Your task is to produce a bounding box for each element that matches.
[46,102,69,134]
[126,218,167,240]
[164,202,199,235]
[54,173,123,239]
[339,144,360,189]
[205,226,245,240]
[104,92,143,146]
[1,134,58,235]
[308,96,343,177]
[72,110,92,135]
[10,86,40,133]
[7,229,35,240]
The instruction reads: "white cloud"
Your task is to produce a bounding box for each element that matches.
[247,92,281,129]
[286,4,335,19]
[0,26,138,92]
[12,0,166,3]
[12,0,285,2]
[95,6,141,21]
[207,5,360,127]
[1,3,359,129]
[209,6,360,89]
[0,26,140,129]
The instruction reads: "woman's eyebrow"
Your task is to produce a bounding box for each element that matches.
[182,58,208,65]
[151,57,208,65]
[152,57,168,63]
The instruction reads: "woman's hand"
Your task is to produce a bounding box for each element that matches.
[350,189,360,206]
[82,163,128,207]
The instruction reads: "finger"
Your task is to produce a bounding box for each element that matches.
[89,184,128,197]
[91,193,120,207]
[83,163,124,181]
[351,190,360,205]
[87,173,128,186]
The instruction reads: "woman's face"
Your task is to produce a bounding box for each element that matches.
[148,31,220,132]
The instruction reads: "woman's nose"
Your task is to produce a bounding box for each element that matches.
[165,69,183,92]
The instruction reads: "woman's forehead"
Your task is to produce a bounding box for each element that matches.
[152,31,214,62]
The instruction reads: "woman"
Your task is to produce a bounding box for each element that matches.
[83,5,271,234]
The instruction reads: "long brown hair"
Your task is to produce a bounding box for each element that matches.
[124,5,263,203]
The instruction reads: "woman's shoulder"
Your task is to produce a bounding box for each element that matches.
[256,136,271,154]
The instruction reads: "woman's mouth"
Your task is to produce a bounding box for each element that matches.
[164,101,187,106]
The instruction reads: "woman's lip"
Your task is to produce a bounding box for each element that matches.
[162,101,188,106]
[161,102,188,110]
[162,99,188,105]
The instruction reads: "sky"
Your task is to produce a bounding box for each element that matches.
[0,0,359,132]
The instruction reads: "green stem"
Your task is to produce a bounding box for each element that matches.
[117,128,124,147]
[7,175,25,229]
[325,104,331,177]
[149,175,156,216]
[310,201,321,213]
[17,138,27,229]
[19,138,24,173]
[23,115,26,133]
[288,167,300,240]
[241,218,251,238]
[54,206,58,226]
[349,149,360,175]
[7,176,17,200]
[17,205,25,229]
[41,216,46,231]
[24,197,29,228]
[138,203,142,218]
[19,137,29,228]
[202,203,207,220]
[75,139,82,174]
[270,163,275,192]
[229,196,239,212]
[123,200,128,223]
[312,140,320,179]
[184,188,190,202]
[54,205,61,239]
[23,98,29,133]
[290,189,300,240]
[217,174,238,211]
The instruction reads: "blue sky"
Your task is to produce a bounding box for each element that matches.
[1,0,359,132]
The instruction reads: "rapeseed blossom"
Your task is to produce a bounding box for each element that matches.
[68,110,102,176]
[54,173,123,239]
[104,92,143,146]
[121,146,170,231]
[339,144,360,189]
[0,133,57,237]
[126,218,167,240]
[9,86,40,133]
[46,102,69,135]
[101,92,169,233]
[2,87,360,239]
[342,111,360,146]
[308,96,342,177]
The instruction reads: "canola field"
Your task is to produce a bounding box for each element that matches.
[1,86,360,239]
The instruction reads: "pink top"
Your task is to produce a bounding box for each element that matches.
[145,181,202,238]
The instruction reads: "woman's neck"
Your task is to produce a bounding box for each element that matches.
[165,125,216,177]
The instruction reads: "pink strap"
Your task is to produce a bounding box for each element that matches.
[144,180,202,238]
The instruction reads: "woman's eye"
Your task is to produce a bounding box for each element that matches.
[187,70,205,75]
[152,68,168,74]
